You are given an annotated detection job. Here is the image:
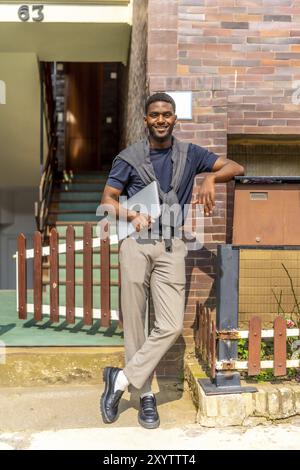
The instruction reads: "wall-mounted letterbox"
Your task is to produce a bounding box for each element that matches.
[233,177,300,245]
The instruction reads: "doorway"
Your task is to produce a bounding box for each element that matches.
[65,62,121,172]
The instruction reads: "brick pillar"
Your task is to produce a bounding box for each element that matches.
[154,179,232,378]
[148,0,230,378]
[147,0,300,378]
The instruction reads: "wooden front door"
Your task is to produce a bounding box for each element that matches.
[65,63,103,172]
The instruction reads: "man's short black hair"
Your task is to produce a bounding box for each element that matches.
[145,92,176,114]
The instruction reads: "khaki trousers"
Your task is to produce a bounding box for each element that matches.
[119,237,187,390]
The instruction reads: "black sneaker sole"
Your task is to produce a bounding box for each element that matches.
[138,414,160,429]
[100,367,119,424]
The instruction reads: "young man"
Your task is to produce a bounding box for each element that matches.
[100,92,244,429]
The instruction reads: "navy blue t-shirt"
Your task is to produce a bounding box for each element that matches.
[107,143,219,211]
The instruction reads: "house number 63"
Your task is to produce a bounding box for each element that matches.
[18,5,44,22]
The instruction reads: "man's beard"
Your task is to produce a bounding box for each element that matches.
[148,125,174,142]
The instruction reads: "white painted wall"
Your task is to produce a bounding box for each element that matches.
[0,23,131,63]
[0,53,41,187]
[0,2,133,24]
[0,187,38,289]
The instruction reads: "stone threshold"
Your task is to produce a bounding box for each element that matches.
[184,350,300,427]
[0,346,124,387]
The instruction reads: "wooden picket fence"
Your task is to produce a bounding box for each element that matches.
[16,223,120,327]
[195,305,217,379]
[196,304,300,379]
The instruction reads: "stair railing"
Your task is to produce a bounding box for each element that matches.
[35,62,58,235]
[36,134,57,233]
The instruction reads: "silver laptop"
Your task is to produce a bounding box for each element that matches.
[117,181,161,240]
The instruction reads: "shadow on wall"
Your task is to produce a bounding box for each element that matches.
[187,180,235,338]
[185,246,218,348]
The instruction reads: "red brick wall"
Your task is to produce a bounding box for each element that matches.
[155,180,230,378]
[121,0,148,147]
[149,0,300,134]
[147,0,300,376]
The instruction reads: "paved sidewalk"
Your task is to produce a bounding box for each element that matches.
[0,382,299,450]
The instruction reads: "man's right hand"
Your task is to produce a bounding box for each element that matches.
[128,211,153,232]
[100,185,153,233]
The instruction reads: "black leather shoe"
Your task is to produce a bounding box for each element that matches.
[100,367,124,423]
[138,394,160,429]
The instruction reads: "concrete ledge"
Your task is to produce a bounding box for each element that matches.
[0,347,124,387]
[0,346,185,388]
[184,351,300,427]
[4,346,299,427]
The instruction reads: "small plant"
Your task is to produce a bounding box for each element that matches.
[271,262,300,382]
[238,338,273,361]
[272,263,300,329]
[255,369,274,382]
[233,263,300,383]
[238,338,248,360]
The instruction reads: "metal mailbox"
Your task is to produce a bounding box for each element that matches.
[233,176,300,245]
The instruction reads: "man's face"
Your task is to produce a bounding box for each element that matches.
[144,101,177,142]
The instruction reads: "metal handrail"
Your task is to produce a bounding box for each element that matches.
[36,134,57,233]
[35,62,58,235]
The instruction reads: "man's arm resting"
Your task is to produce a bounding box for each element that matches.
[196,157,244,215]
[208,156,244,183]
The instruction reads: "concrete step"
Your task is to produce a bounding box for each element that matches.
[49,223,119,245]
[26,284,119,310]
[55,223,98,235]
[43,263,119,270]
[50,202,100,212]
[0,379,196,448]
[70,172,108,179]
[0,347,123,387]
[42,262,119,284]
[0,384,299,449]
[42,267,119,283]
[56,253,119,264]
[48,213,101,223]
[53,183,105,191]
[42,280,119,286]
[52,192,101,201]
